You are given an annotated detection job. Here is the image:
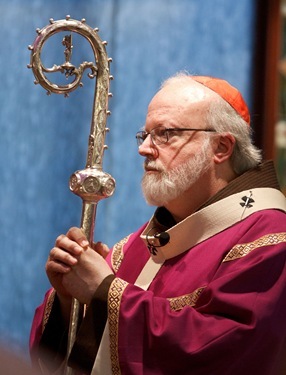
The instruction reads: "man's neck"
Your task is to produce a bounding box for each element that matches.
[165,182,228,222]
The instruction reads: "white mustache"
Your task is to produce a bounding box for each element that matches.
[144,160,165,172]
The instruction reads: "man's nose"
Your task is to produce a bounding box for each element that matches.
[138,134,157,158]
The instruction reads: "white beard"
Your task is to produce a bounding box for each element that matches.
[141,139,212,206]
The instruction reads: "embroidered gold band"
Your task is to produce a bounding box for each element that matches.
[223,232,286,262]
[111,235,131,272]
[168,287,206,311]
[42,289,56,333]
[108,278,128,375]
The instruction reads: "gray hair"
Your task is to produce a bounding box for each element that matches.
[206,98,262,174]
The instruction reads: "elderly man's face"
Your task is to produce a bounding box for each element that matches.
[139,81,216,206]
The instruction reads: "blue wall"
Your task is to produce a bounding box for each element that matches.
[0,0,256,356]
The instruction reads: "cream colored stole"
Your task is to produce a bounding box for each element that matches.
[91,188,286,374]
[141,188,286,263]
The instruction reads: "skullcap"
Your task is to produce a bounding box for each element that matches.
[192,76,250,125]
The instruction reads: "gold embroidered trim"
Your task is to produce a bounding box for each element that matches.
[111,235,131,272]
[223,232,286,262]
[168,286,205,311]
[42,289,56,333]
[108,278,128,375]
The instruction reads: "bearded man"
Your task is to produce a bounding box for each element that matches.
[30,74,286,375]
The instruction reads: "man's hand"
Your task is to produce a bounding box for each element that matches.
[46,227,113,305]
[92,241,110,258]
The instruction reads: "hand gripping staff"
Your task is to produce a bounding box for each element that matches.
[28,16,115,375]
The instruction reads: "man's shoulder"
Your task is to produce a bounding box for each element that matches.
[247,208,286,228]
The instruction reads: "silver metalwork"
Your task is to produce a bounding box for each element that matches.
[28,15,115,375]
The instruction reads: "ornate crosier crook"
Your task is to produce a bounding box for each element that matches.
[28,15,115,375]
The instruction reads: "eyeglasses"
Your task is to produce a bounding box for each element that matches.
[135,126,216,146]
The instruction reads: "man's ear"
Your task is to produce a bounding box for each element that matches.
[213,133,236,164]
